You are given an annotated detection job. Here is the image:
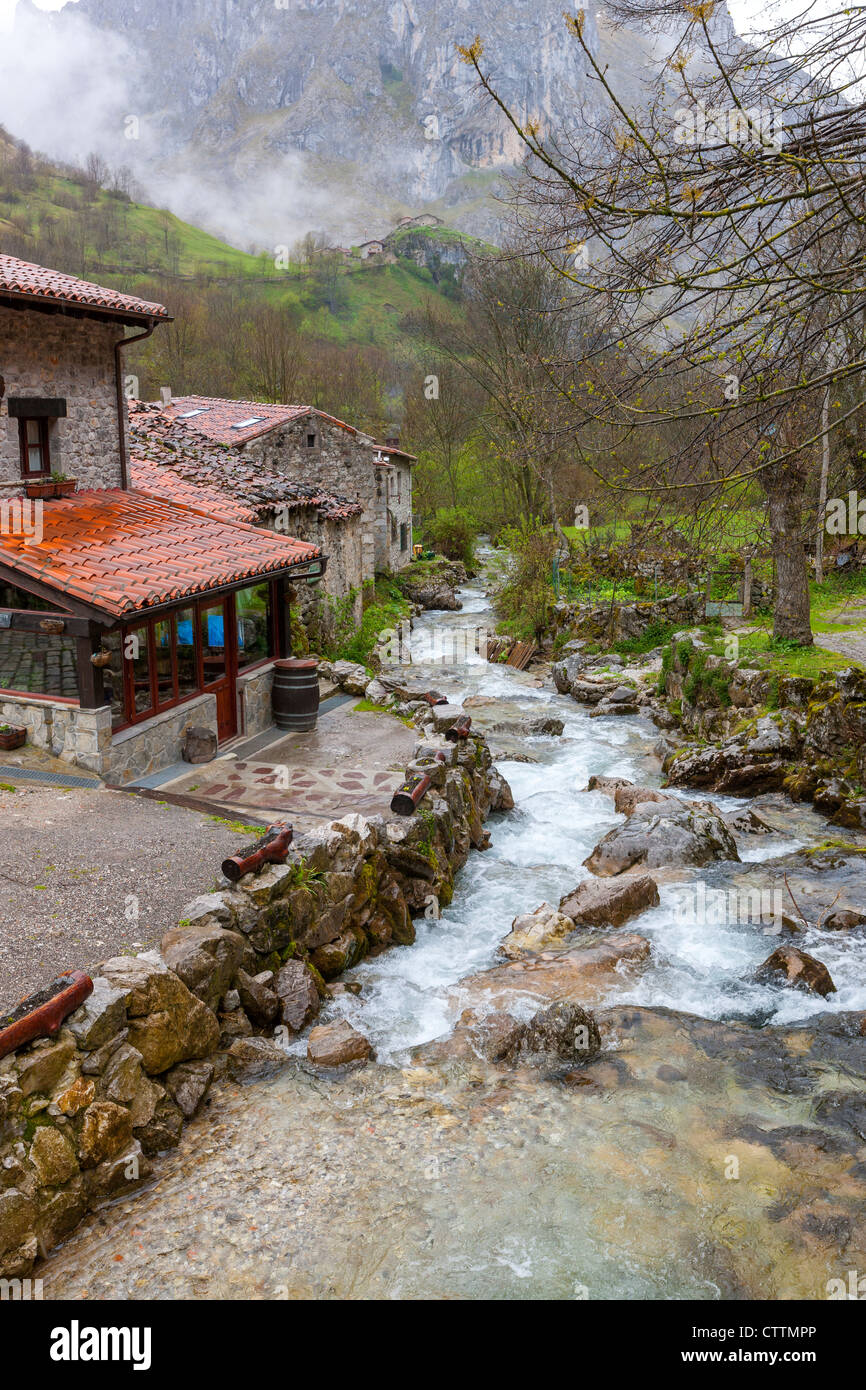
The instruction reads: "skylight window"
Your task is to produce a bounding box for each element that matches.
[178,408,210,419]
[232,417,266,430]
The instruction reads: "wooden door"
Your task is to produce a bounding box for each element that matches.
[199,597,237,741]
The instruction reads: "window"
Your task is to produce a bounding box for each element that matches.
[236,583,272,670]
[307,433,317,448]
[400,523,409,552]
[18,418,50,477]
[231,417,266,430]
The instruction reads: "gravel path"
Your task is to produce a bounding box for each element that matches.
[0,786,258,1012]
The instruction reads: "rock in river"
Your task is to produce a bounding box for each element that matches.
[584,798,740,876]
[307,1021,373,1068]
[559,874,660,927]
[501,902,575,958]
[754,947,837,997]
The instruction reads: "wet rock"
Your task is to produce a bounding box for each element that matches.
[327,661,370,696]
[307,1021,373,1068]
[590,698,641,717]
[311,927,368,980]
[552,654,585,694]
[219,1011,253,1048]
[723,807,773,835]
[568,678,623,705]
[584,799,739,876]
[822,908,866,932]
[813,778,853,816]
[813,1090,866,1141]
[77,1101,134,1169]
[226,1037,289,1082]
[613,786,670,816]
[273,961,321,1032]
[664,715,803,795]
[560,874,660,927]
[0,1189,35,1258]
[474,1011,523,1061]
[98,955,220,1074]
[163,1060,214,1118]
[586,775,634,797]
[488,769,515,812]
[505,1002,602,1066]
[160,924,248,1012]
[235,967,280,1026]
[83,1141,150,1201]
[501,903,575,958]
[28,1127,78,1187]
[831,799,866,831]
[460,934,652,1012]
[136,1095,184,1156]
[754,946,837,997]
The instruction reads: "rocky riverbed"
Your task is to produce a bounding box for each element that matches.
[32,568,866,1300]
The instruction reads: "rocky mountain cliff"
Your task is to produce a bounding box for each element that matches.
[2,0,739,249]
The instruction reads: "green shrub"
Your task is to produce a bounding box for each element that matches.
[425,507,477,568]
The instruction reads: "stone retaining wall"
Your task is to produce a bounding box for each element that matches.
[0,726,512,1278]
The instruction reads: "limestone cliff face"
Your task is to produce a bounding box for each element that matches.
[14,0,738,245]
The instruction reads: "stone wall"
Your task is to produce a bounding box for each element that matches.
[240,416,412,577]
[107,694,217,785]
[0,693,111,775]
[0,305,126,493]
[238,664,275,738]
[0,723,512,1279]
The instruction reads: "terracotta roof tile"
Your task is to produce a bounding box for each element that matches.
[129,458,259,525]
[163,396,340,446]
[0,254,171,321]
[0,490,319,619]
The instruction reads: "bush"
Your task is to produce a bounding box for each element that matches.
[495,517,558,644]
[425,507,477,568]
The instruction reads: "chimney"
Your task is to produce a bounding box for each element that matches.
[385,434,400,448]
[159,386,172,408]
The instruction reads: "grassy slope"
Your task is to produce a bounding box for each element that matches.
[0,148,469,349]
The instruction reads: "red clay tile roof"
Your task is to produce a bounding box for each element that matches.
[0,490,319,619]
[129,403,363,523]
[0,255,171,322]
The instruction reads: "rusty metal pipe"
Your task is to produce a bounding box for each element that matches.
[391,754,446,816]
[0,971,93,1061]
[445,715,472,742]
[222,824,294,882]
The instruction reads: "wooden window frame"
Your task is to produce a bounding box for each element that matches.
[113,583,280,733]
[18,417,51,479]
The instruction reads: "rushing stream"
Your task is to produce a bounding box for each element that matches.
[39,570,866,1301]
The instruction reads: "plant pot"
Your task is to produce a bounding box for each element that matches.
[0,972,93,1060]
[23,480,77,500]
[53,480,77,498]
[0,726,26,751]
[24,480,55,499]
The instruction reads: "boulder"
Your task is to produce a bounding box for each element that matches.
[504,1001,602,1066]
[307,1021,373,1067]
[16,1036,76,1097]
[821,908,866,932]
[97,955,219,1074]
[28,1127,79,1187]
[235,968,280,1026]
[613,786,670,816]
[66,976,128,1051]
[76,1100,134,1169]
[500,903,575,958]
[754,946,837,997]
[584,799,739,876]
[181,725,217,764]
[329,661,370,696]
[226,1037,289,1082]
[273,961,321,1032]
[162,1060,214,1118]
[160,924,248,1012]
[559,874,660,927]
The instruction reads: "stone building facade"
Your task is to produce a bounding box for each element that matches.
[0,305,127,493]
[159,398,415,577]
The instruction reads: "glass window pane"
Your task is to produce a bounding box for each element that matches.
[128,625,152,714]
[27,447,43,474]
[176,607,197,698]
[236,584,271,670]
[200,604,227,684]
[26,421,40,444]
[154,618,174,707]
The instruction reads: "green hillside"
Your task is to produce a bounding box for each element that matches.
[0,128,472,351]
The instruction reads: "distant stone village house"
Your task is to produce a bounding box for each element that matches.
[0,254,334,783]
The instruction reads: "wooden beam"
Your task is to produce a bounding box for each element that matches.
[0,608,94,637]
[275,577,291,658]
[75,630,105,709]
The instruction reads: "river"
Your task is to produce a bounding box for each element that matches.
[38,570,866,1300]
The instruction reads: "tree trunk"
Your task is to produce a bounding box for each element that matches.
[766,471,813,644]
[815,385,830,585]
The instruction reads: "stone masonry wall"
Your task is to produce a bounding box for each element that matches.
[0,693,111,775]
[240,416,412,577]
[107,693,217,786]
[0,306,126,493]
[0,721,513,1279]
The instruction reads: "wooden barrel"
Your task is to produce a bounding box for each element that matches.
[272,658,319,732]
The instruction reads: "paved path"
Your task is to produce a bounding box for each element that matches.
[0,786,263,1013]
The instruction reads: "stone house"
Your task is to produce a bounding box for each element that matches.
[155,395,415,577]
[0,255,327,782]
